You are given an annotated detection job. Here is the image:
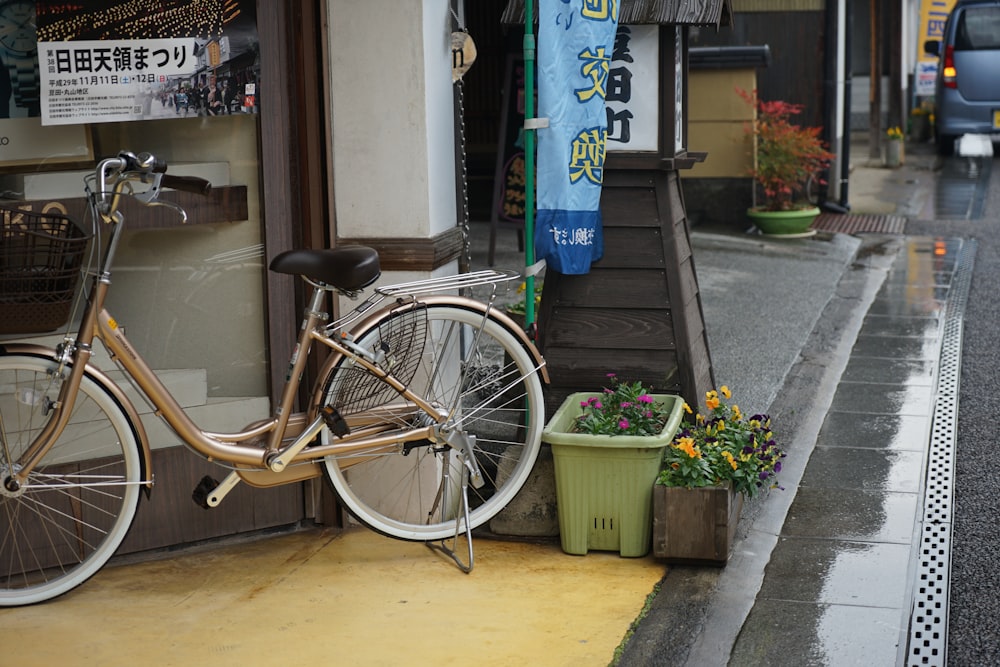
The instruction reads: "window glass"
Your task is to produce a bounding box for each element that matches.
[94,116,266,398]
[1,1,266,402]
[956,8,1000,50]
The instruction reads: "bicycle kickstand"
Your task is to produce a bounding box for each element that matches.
[425,456,475,573]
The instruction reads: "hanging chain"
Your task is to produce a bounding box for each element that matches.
[455,78,472,277]
[452,4,473,283]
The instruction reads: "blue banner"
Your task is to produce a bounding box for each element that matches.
[535,0,619,275]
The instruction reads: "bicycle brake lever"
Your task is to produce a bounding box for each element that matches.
[132,173,189,222]
[145,199,189,223]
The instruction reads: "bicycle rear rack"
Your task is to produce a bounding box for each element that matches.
[375,269,519,298]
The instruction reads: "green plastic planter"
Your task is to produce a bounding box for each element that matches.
[543,392,685,557]
[746,206,821,236]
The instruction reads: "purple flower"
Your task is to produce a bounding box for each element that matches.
[619,419,630,430]
[591,400,603,410]
[637,394,654,404]
[774,461,782,473]
[606,373,617,378]
[621,401,632,408]
[580,400,589,408]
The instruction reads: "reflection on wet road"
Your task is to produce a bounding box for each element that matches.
[729,237,974,666]
[932,156,992,220]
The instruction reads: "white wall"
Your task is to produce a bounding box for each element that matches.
[328,0,457,242]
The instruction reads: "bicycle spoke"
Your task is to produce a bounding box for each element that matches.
[321,304,543,541]
[0,355,142,606]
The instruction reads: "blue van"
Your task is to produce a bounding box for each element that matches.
[924,0,1000,155]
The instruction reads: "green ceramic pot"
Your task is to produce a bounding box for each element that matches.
[746,206,821,236]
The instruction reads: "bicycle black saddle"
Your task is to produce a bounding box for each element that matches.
[269,246,381,291]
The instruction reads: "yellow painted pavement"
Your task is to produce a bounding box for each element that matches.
[0,527,666,666]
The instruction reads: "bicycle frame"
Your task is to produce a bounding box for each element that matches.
[5,157,547,499]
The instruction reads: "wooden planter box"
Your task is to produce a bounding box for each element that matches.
[652,483,743,565]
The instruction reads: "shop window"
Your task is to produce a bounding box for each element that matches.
[1,1,266,406]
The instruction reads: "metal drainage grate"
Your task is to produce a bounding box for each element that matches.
[812,213,906,235]
[905,238,976,666]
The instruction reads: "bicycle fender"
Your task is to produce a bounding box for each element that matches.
[309,295,551,416]
[0,343,154,497]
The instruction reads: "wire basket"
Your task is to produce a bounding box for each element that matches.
[0,206,91,335]
[325,303,428,416]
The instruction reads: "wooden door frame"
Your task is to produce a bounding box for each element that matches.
[257,0,330,404]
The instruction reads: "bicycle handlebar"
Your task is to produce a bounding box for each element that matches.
[160,174,213,195]
[94,150,212,221]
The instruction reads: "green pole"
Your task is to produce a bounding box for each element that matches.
[523,0,537,331]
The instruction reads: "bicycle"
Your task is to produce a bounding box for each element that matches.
[0,151,547,606]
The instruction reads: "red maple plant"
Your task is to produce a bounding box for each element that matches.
[738,88,835,212]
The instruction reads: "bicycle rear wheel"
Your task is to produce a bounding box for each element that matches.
[319,303,544,541]
[0,354,143,606]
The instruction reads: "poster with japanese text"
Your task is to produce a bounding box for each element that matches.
[606,24,657,152]
[35,0,258,126]
[916,0,956,96]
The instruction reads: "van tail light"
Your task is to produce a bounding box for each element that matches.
[942,45,957,89]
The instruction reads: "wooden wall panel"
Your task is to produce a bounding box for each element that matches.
[120,446,304,554]
[689,9,827,128]
[545,307,675,350]
[541,347,683,415]
[601,228,667,268]
[551,268,670,308]
[539,168,713,411]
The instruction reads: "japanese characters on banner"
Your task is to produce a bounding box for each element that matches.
[916,0,956,96]
[34,0,258,126]
[535,0,619,276]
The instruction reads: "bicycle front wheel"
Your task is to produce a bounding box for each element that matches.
[0,354,144,606]
[319,303,544,541]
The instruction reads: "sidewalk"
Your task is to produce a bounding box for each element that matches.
[620,135,960,666]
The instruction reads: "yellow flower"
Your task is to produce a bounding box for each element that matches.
[722,451,738,470]
[732,405,742,421]
[675,437,701,459]
[706,395,720,410]
[720,385,731,399]
[682,402,692,415]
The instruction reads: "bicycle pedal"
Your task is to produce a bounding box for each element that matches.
[320,405,350,437]
[192,475,219,509]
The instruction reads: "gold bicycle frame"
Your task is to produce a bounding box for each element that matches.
[6,159,548,496]
[9,290,447,489]
[8,261,547,494]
